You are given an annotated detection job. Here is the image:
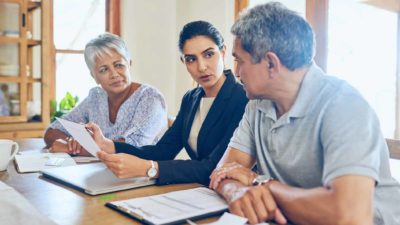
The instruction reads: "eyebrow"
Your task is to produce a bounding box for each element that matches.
[183,47,215,57]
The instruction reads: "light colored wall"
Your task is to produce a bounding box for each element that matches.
[121,0,234,116]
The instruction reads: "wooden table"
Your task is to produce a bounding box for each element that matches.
[0,139,217,225]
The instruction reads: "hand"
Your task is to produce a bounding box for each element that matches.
[85,122,115,153]
[97,151,150,178]
[49,138,91,156]
[209,162,257,190]
[49,139,69,153]
[228,184,287,225]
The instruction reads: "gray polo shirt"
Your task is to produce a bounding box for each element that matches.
[229,64,400,225]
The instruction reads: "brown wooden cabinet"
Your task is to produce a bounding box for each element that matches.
[0,0,53,138]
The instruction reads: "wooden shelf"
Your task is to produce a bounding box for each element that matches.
[0,36,21,43]
[28,39,41,47]
[0,0,52,138]
[0,76,21,83]
[27,77,41,83]
[28,1,41,11]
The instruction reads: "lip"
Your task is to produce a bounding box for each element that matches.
[199,75,212,82]
[110,80,124,86]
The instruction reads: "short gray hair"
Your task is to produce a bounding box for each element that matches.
[84,33,131,72]
[231,2,315,70]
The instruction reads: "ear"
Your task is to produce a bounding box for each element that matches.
[264,52,281,76]
[220,44,227,58]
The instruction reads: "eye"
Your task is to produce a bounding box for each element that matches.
[184,56,196,64]
[99,67,108,74]
[115,63,125,69]
[204,51,215,58]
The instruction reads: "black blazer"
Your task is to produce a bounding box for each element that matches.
[114,70,248,185]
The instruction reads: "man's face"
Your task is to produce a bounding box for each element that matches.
[232,38,270,99]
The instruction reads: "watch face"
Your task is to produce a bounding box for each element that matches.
[253,174,271,185]
[256,175,270,182]
[147,167,157,178]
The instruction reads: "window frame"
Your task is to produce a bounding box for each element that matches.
[235,0,400,138]
[50,0,120,102]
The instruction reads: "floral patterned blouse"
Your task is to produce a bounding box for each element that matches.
[49,85,167,147]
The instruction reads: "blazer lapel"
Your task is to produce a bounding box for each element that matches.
[182,88,204,144]
[196,71,236,154]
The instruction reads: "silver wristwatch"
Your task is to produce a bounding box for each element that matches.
[147,160,158,178]
[252,174,273,186]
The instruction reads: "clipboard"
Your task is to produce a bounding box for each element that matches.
[105,187,228,225]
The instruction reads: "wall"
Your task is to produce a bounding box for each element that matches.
[121,0,234,116]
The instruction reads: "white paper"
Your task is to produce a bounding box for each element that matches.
[110,187,228,225]
[56,118,100,157]
[15,152,76,173]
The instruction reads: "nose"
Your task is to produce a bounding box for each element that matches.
[109,67,119,79]
[197,58,207,73]
[234,62,240,78]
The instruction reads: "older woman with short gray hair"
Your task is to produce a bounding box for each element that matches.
[44,33,167,156]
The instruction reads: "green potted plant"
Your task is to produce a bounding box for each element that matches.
[50,92,79,122]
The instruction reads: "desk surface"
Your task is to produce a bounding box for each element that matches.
[0,139,217,225]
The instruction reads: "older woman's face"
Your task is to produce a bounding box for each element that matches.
[182,36,225,91]
[92,50,131,95]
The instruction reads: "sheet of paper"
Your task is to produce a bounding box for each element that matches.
[15,152,76,173]
[56,118,100,157]
[188,212,269,225]
[109,187,228,225]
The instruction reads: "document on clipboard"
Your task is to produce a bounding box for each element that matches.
[105,187,228,225]
[56,118,100,157]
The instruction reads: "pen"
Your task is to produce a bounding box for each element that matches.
[79,122,94,136]
[85,127,94,136]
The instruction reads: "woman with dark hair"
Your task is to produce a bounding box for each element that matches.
[88,21,248,185]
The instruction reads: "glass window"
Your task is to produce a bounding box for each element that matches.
[249,0,306,17]
[53,0,105,103]
[327,0,397,138]
[54,0,106,50]
[56,53,96,103]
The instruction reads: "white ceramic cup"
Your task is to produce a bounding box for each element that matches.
[0,140,19,171]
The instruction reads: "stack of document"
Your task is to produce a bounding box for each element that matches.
[15,151,76,173]
[106,187,228,225]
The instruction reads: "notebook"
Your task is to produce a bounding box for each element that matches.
[106,187,228,225]
[41,162,155,195]
[15,152,76,173]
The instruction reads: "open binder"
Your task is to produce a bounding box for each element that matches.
[105,187,228,225]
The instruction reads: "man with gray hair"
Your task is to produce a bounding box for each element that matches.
[210,2,400,225]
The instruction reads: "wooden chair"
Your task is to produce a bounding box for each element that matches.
[386,138,400,159]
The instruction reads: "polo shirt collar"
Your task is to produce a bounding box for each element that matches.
[288,63,325,118]
[256,63,325,120]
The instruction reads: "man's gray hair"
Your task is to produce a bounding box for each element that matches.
[231,2,315,70]
[84,33,131,72]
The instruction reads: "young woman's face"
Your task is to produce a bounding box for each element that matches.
[182,36,225,92]
[91,50,131,96]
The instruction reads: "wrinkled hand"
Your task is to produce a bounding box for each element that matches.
[85,122,115,154]
[97,151,149,178]
[228,185,287,225]
[209,162,257,190]
[49,138,91,156]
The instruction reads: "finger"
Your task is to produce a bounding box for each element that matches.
[211,173,227,190]
[67,137,72,151]
[101,153,122,163]
[274,208,287,225]
[261,187,278,221]
[249,189,268,222]
[229,201,245,218]
[240,196,259,225]
[71,140,79,153]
